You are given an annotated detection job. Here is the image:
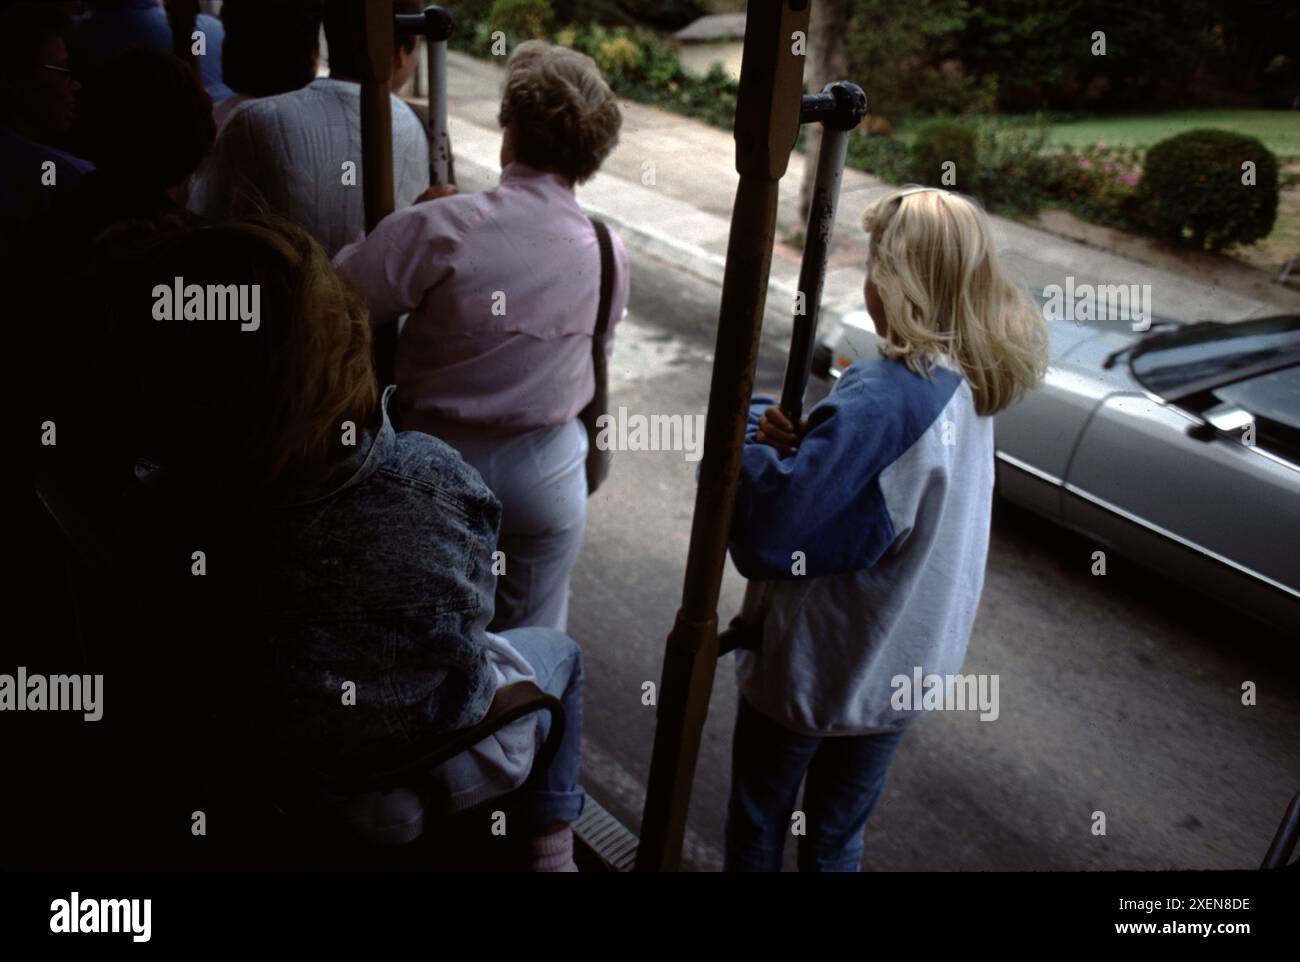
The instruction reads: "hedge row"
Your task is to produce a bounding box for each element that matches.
[452,4,1282,251]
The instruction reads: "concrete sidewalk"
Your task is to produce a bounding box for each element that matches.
[432,50,1299,337]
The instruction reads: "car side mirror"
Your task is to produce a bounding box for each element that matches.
[1187,403,1254,443]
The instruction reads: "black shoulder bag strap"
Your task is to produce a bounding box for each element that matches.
[579,217,616,495]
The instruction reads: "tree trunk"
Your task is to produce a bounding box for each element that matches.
[799,0,852,226]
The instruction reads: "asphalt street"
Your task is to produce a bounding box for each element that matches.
[569,242,1300,872]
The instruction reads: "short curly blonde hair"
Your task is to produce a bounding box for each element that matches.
[497,39,622,184]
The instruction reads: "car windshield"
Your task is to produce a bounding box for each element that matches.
[1131,315,1300,397]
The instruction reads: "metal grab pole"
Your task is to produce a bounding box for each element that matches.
[1261,790,1300,869]
[635,0,810,873]
[780,81,867,423]
[430,33,454,185]
[395,5,456,187]
[728,81,865,652]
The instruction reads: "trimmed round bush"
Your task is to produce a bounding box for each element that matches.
[1136,129,1279,251]
[909,121,977,189]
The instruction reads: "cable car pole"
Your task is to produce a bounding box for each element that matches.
[354,0,396,232]
[395,5,457,187]
[780,81,866,423]
[349,0,397,383]
[636,0,811,873]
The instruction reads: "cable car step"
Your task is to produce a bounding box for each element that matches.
[573,795,639,872]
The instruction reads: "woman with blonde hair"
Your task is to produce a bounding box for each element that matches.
[334,39,629,633]
[722,185,1049,872]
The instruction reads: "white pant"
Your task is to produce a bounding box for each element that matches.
[450,419,588,631]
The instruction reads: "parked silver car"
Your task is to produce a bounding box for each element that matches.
[807,300,1300,635]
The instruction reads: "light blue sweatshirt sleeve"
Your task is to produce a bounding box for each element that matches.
[728,358,961,581]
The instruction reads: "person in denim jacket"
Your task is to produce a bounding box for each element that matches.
[120,217,584,869]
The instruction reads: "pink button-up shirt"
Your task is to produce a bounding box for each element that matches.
[333,162,629,440]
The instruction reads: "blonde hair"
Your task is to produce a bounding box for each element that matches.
[497,39,622,183]
[861,186,1049,416]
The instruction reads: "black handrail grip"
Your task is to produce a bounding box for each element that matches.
[394,5,455,42]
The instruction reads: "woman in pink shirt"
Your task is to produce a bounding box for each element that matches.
[335,40,628,632]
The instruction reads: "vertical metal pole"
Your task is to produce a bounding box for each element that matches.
[414,34,427,98]
[429,39,454,185]
[780,124,849,422]
[397,8,456,187]
[635,0,810,873]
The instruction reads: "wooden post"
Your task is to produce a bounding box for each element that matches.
[356,0,396,232]
[635,0,811,873]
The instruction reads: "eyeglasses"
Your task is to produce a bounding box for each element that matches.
[41,63,73,79]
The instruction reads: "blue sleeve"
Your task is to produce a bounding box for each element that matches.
[727,359,959,581]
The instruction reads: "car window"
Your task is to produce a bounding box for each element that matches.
[1214,365,1300,432]
[1212,364,1300,463]
[1131,316,1300,397]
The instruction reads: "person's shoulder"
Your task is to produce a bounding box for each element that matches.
[236,84,319,117]
[221,84,338,144]
[388,189,490,240]
[383,429,498,512]
[842,354,960,398]
[833,354,964,435]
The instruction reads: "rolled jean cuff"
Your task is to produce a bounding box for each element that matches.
[524,786,586,826]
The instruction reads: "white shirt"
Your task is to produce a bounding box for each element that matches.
[190,77,430,256]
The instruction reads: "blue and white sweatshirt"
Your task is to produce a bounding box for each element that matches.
[730,354,994,736]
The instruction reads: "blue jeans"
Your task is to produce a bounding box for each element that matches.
[498,627,586,826]
[725,695,905,872]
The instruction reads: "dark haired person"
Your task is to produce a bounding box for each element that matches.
[118,217,585,870]
[23,48,215,534]
[334,41,629,632]
[75,47,216,229]
[0,2,93,247]
[189,0,428,255]
[213,0,324,130]
[71,0,234,103]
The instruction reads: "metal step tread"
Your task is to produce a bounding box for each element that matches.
[573,794,639,873]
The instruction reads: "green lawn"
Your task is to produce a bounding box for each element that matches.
[1044,110,1300,157]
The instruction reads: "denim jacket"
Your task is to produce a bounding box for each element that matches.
[248,386,503,775]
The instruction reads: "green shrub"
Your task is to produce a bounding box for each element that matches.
[1136,129,1279,251]
[846,134,912,184]
[555,23,737,129]
[909,121,977,188]
[970,120,1056,215]
[667,63,738,131]
[486,0,554,40]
